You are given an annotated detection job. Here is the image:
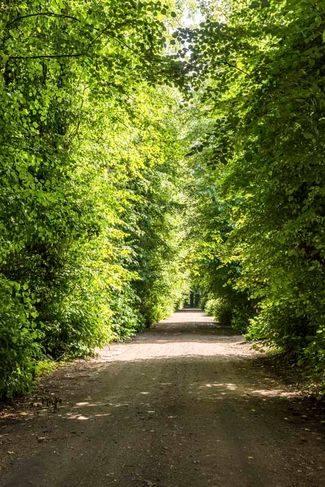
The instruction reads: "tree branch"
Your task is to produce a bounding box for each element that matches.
[223,60,250,77]
[6,12,81,28]
[4,12,144,64]
[8,53,86,60]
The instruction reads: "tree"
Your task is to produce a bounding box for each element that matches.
[0,0,188,397]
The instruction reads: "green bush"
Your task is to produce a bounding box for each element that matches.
[205,298,232,326]
[0,280,42,397]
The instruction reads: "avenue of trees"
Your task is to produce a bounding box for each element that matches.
[1,0,324,397]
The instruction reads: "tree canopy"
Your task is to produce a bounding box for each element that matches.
[1,0,325,397]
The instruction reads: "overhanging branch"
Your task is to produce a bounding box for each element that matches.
[6,12,81,28]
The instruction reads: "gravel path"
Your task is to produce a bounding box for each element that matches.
[0,309,324,486]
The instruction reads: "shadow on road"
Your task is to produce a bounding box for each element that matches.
[1,309,324,487]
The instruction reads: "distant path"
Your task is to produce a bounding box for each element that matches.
[1,310,324,486]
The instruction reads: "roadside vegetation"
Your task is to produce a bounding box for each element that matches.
[1,0,324,397]
[0,0,190,397]
[186,0,325,393]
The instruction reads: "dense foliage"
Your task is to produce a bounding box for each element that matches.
[0,0,188,398]
[183,0,325,387]
[1,0,325,397]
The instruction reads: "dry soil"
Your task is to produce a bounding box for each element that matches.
[0,309,324,486]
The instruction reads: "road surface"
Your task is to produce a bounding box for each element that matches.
[0,309,324,486]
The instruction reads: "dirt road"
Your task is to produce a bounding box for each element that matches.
[1,310,324,486]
